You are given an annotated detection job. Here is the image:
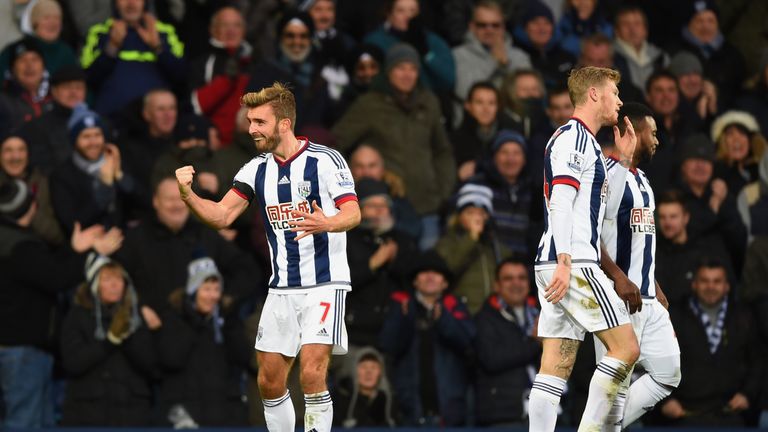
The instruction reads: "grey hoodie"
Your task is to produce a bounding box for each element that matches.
[613,38,669,93]
[338,347,396,428]
[452,31,531,126]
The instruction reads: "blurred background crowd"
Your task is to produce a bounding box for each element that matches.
[1,0,768,429]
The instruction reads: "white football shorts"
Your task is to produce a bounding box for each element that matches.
[535,265,630,340]
[255,285,348,357]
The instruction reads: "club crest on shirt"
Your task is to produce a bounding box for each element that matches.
[297,181,312,199]
[630,207,655,234]
[568,152,584,173]
[334,171,354,189]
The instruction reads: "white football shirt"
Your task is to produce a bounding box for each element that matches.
[535,118,609,269]
[232,138,357,292]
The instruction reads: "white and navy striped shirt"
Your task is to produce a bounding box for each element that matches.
[601,156,657,298]
[535,118,609,269]
[232,138,357,292]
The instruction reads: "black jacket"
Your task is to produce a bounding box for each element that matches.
[155,297,251,426]
[59,298,156,426]
[473,295,540,425]
[680,182,747,275]
[0,222,85,350]
[49,157,136,234]
[118,129,175,220]
[655,234,733,307]
[17,102,73,174]
[345,227,418,346]
[666,296,763,426]
[449,111,518,167]
[666,37,746,109]
[114,217,261,312]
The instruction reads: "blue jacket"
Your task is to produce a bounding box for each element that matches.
[81,18,185,115]
[379,291,475,426]
[557,10,613,58]
[364,27,455,94]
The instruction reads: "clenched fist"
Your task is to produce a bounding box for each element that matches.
[176,165,195,200]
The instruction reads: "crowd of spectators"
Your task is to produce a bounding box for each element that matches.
[1,0,768,428]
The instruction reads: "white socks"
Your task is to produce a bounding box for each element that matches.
[579,357,630,432]
[304,391,333,432]
[622,374,674,427]
[529,374,567,431]
[263,390,296,432]
[601,389,627,431]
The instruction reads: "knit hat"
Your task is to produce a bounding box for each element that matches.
[522,0,554,25]
[7,37,43,68]
[668,51,702,77]
[0,177,34,220]
[186,257,222,296]
[185,256,225,344]
[29,0,62,26]
[174,114,209,143]
[385,43,420,74]
[277,11,315,37]
[85,253,115,296]
[456,182,493,213]
[298,0,334,11]
[687,0,719,23]
[711,110,760,142]
[345,43,384,77]
[680,133,715,162]
[491,129,527,153]
[50,64,86,86]
[356,177,390,204]
[410,250,452,283]
[68,103,105,145]
[84,252,141,341]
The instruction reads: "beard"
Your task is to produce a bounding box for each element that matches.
[360,213,395,235]
[281,44,311,63]
[252,123,281,153]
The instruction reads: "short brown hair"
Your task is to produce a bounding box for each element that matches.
[474,0,505,19]
[240,82,297,130]
[567,66,621,106]
[657,189,688,212]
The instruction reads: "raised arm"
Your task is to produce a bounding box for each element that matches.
[605,117,636,219]
[176,165,248,230]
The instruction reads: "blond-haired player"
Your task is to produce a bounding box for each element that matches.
[530,67,639,431]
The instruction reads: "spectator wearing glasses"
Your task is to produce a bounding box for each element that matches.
[247,11,334,131]
[452,0,531,125]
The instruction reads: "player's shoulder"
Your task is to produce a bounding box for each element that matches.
[242,153,269,169]
[550,119,591,152]
[305,141,348,169]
